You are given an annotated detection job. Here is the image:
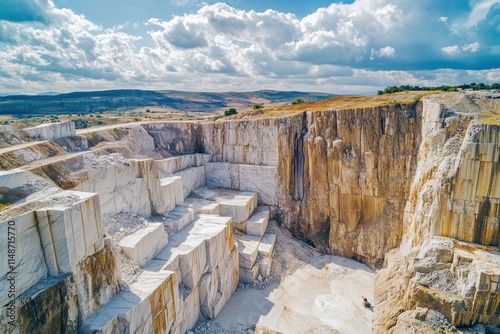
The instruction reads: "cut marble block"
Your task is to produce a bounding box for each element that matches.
[23,121,76,140]
[175,166,206,200]
[195,214,233,268]
[205,162,234,189]
[182,197,220,215]
[156,154,210,175]
[238,165,277,206]
[83,270,179,334]
[0,169,26,188]
[258,256,272,277]
[163,206,194,233]
[199,246,238,319]
[216,191,258,224]
[146,213,234,323]
[120,223,169,267]
[179,285,201,334]
[35,191,104,274]
[160,176,183,212]
[246,206,270,236]
[240,262,259,284]
[0,212,48,308]
[152,217,226,290]
[193,188,258,224]
[258,234,276,258]
[236,234,261,269]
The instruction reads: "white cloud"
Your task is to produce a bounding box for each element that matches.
[441,45,461,56]
[466,0,500,27]
[463,42,480,53]
[0,0,497,95]
[370,46,396,59]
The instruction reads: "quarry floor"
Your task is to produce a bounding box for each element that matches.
[190,221,375,334]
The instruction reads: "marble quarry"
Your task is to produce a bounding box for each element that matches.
[0,91,499,333]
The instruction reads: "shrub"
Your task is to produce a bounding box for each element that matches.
[292,98,304,105]
[253,103,264,110]
[224,108,238,116]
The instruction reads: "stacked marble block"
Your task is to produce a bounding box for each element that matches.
[87,214,237,334]
[0,190,104,308]
[120,223,169,267]
[187,187,276,284]
[237,227,276,284]
[23,121,76,140]
[156,154,209,212]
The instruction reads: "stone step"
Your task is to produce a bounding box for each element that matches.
[236,234,261,270]
[246,205,270,236]
[119,223,169,267]
[83,269,179,334]
[174,166,206,200]
[257,255,272,277]
[163,206,194,234]
[181,197,220,215]
[145,214,238,320]
[160,175,184,209]
[192,187,258,224]
[258,233,276,258]
[156,154,210,175]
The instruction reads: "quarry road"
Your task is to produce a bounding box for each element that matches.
[0,140,50,154]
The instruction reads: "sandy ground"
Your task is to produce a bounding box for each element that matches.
[191,221,374,334]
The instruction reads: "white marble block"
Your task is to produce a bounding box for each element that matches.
[160,176,182,213]
[180,286,201,333]
[236,234,261,269]
[23,121,76,140]
[246,206,270,236]
[239,262,259,284]
[238,165,277,205]
[206,162,233,188]
[0,169,26,189]
[217,191,258,224]
[0,212,48,308]
[258,256,272,277]
[258,234,276,258]
[120,223,169,267]
[84,270,179,334]
[182,197,220,215]
[175,166,206,200]
[163,206,194,233]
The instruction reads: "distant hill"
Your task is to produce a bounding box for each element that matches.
[0,89,336,117]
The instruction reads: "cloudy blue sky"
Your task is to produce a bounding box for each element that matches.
[0,0,498,95]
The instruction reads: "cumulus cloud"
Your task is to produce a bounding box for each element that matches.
[0,0,498,94]
[441,45,461,56]
[370,46,396,60]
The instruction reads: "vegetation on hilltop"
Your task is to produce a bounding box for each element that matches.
[378,83,500,95]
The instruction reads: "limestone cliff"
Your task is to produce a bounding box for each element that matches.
[375,95,500,332]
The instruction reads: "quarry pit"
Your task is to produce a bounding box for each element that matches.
[0,92,499,333]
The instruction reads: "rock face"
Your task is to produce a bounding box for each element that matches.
[23,122,76,140]
[0,91,498,333]
[374,96,500,332]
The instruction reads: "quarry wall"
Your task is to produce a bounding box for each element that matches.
[0,92,499,332]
